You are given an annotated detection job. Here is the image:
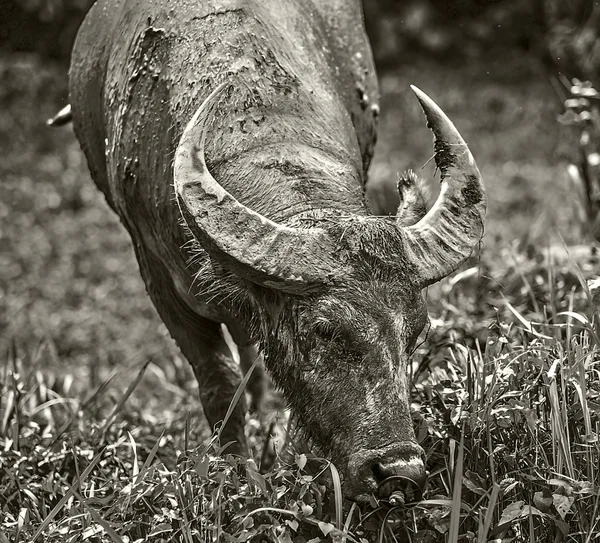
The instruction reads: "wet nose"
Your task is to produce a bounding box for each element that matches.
[348,443,428,503]
[372,451,428,503]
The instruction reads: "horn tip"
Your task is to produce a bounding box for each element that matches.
[409,84,423,97]
[409,85,432,108]
[409,85,443,122]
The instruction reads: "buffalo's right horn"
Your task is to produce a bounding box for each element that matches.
[399,86,486,287]
[173,83,348,294]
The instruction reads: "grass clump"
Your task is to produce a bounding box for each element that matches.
[2,249,599,542]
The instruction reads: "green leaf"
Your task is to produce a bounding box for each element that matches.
[553,494,574,520]
[148,523,173,537]
[318,521,335,536]
[301,503,314,516]
[295,453,307,470]
[533,489,553,513]
[194,456,210,479]
[498,501,525,525]
[286,519,299,532]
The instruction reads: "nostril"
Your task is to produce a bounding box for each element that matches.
[371,462,388,484]
[378,475,425,504]
[372,456,428,503]
[347,445,428,502]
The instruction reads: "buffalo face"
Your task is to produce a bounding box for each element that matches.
[268,276,430,502]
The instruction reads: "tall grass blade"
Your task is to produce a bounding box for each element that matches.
[329,461,343,530]
[477,483,500,543]
[135,430,165,484]
[211,354,260,455]
[448,429,465,543]
[127,431,139,479]
[342,502,357,543]
[52,367,121,444]
[75,490,124,543]
[99,360,150,440]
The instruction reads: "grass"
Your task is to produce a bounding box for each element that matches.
[2,249,599,542]
[1,52,600,541]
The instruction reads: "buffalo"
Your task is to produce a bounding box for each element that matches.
[66,0,485,502]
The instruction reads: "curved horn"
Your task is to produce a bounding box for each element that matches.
[173,83,346,293]
[400,86,486,287]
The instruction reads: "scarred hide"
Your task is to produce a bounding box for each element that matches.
[69,0,485,503]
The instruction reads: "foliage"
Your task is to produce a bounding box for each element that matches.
[543,0,600,81]
[2,247,599,542]
[0,0,93,60]
[0,0,559,69]
[560,78,600,241]
[5,0,598,81]
[417,241,600,541]
[363,0,544,66]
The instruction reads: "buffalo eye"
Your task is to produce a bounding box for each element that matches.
[312,320,337,343]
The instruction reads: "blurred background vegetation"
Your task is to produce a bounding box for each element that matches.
[1,0,598,80]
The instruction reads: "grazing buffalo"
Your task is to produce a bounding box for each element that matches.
[67,0,485,502]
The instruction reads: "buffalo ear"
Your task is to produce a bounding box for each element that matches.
[47,104,73,127]
[396,169,429,227]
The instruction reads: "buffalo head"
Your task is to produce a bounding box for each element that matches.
[173,84,485,503]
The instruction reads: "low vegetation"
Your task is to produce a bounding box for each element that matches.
[2,233,599,542]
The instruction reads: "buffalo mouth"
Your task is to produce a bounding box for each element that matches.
[377,475,425,506]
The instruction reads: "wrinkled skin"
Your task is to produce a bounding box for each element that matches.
[69,0,481,502]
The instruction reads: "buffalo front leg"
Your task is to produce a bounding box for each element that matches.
[135,247,249,455]
[227,324,287,470]
[226,324,267,413]
[226,324,286,420]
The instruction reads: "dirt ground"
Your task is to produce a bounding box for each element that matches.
[0,50,578,420]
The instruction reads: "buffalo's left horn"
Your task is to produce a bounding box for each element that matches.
[173,83,347,294]
[399,86,486,287]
